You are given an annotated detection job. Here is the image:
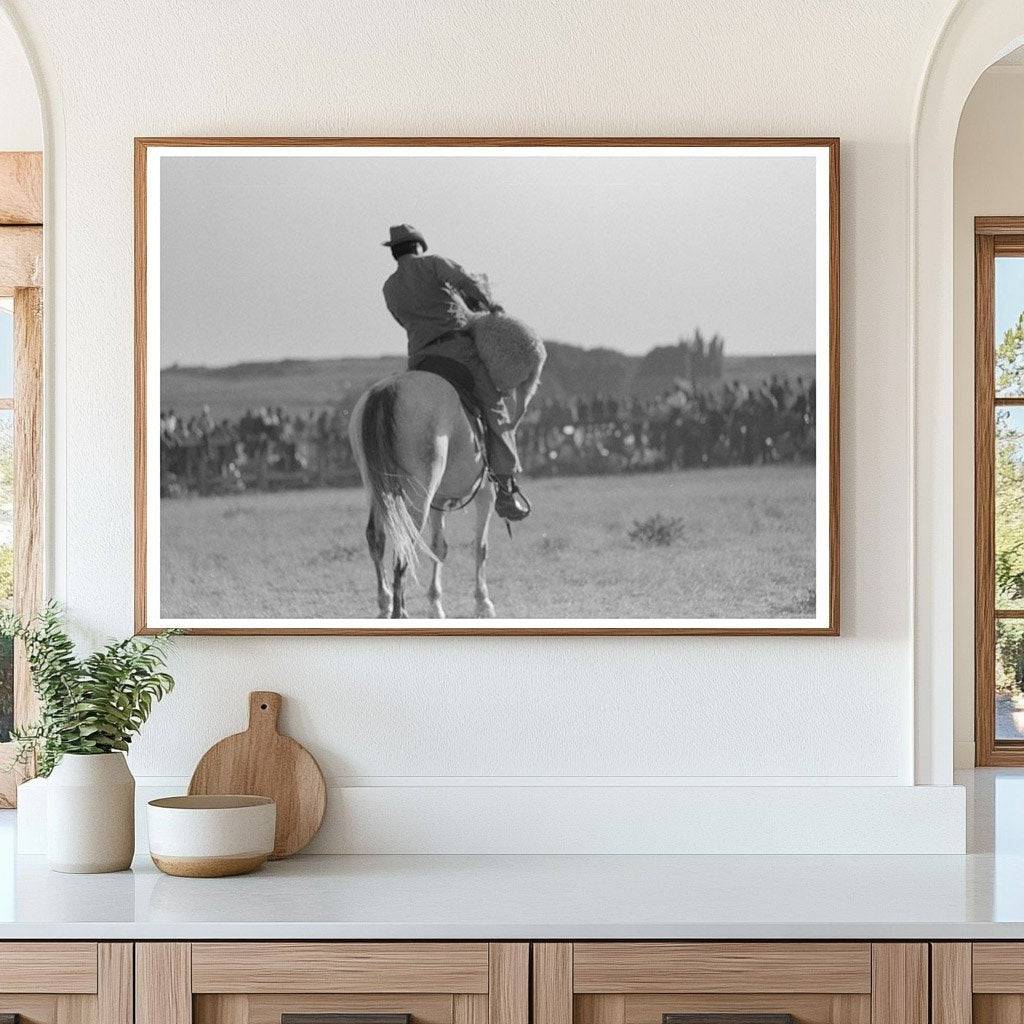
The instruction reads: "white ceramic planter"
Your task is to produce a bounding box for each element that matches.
[46,752,135,873]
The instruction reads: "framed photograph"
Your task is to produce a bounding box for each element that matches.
[135,137,839,635]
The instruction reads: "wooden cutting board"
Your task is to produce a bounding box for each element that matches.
[188,691,326,859]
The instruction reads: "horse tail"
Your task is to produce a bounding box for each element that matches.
[353,380,434,576]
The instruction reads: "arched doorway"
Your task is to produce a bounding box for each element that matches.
[914,0,1024,784]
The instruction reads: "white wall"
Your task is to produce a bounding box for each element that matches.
[1,0,972,851]
[952,66,1024,768]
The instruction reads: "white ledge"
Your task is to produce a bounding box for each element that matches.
[2,849,1023,940]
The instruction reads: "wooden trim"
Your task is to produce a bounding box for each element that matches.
[576,996,625,1024]
[489,944,529,1024]
[98,944,134,1024]
[0,942,98,993]
[14,286,42,720]
[453,995,488,1024]
[133,138,147,635]
[136,943,192,1024]
[930,944,971,1024]
[138,136,842,148]
[0,152,42,225]
[533,944,572,1024]
[134,136,840,637]
[977,216,1024,235]
[572,942,871,994]
[977,229,998,764]
[191,942,489,994]
[869,945,927,1024]
[0,226,41,288]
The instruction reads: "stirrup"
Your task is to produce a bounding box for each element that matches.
[493,478,531,522]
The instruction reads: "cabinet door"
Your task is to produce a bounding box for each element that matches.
[935,943,1024,1024]
[137,942,528,1024]
[534,944,927,1024]
[0,942,132,1024]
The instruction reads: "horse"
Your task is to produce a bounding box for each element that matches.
[349,371,497,619]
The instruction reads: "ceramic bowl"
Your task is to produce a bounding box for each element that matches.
[147,795,276,877]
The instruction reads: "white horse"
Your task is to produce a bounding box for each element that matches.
[349,371,496,619]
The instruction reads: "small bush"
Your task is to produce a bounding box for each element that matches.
[628,513,686,547]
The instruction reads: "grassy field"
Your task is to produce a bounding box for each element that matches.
[160,464,816,621]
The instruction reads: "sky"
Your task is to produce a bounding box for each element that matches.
[997,256,1024,341]
[158,148,820,367]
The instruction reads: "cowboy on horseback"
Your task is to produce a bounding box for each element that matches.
[381,223,531,522]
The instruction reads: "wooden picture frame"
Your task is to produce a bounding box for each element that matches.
[135,137,840,636]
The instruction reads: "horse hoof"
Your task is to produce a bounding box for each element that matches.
[476,600,496,619]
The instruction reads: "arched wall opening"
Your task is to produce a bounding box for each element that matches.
[914,0,1024,784]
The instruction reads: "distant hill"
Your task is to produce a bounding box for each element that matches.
[161,340,816,421]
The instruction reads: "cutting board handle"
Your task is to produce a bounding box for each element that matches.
[248,691,282,734]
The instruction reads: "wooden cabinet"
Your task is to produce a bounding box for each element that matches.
[532,944,928,1024]
[0,938,947,1024]
[0,942,132,1024]
[931,943,1024,1024]
[136,943,528,1024]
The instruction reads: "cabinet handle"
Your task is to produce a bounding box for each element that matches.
[664,1016,797,1024]
[283,1016,411,1024]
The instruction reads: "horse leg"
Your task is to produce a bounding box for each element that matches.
[473,484,496,618]
[392,559,408,619]
[426,506,448,618]
[365,512,392,617]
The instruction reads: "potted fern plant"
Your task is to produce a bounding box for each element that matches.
[3,604,177,873]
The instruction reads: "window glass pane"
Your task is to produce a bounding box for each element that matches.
[997,407,1024,609]
[998,619,1024,740]
[996,257,1024,396]
[0,302,12,399]
[0,410,12,742]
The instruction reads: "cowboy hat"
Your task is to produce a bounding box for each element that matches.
[381,224,428,251]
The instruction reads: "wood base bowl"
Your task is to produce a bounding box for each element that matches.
[147,795,276,878]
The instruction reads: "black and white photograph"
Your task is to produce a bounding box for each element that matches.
[137,139,838,634]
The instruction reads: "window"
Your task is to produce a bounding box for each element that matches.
[0,300,11,745]
[0,151,43,805]
[0,287,42,806]
[975,219,1024,764]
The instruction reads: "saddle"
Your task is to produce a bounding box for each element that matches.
[413,354,487,452]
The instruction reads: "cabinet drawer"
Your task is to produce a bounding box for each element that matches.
[0,942,98,993]
[139,942,528,1024]
[0,943,130,1024]
[191,942,490,993]
[534,943,925,1024]
[572,943,872,994]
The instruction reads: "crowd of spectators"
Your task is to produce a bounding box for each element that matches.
[160,375,816,497]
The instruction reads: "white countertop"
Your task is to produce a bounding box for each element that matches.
[1,849,1023,940]
[1,770,1022,941]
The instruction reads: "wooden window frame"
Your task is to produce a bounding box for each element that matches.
[975,217,1024,765]
[0,151,43,806]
